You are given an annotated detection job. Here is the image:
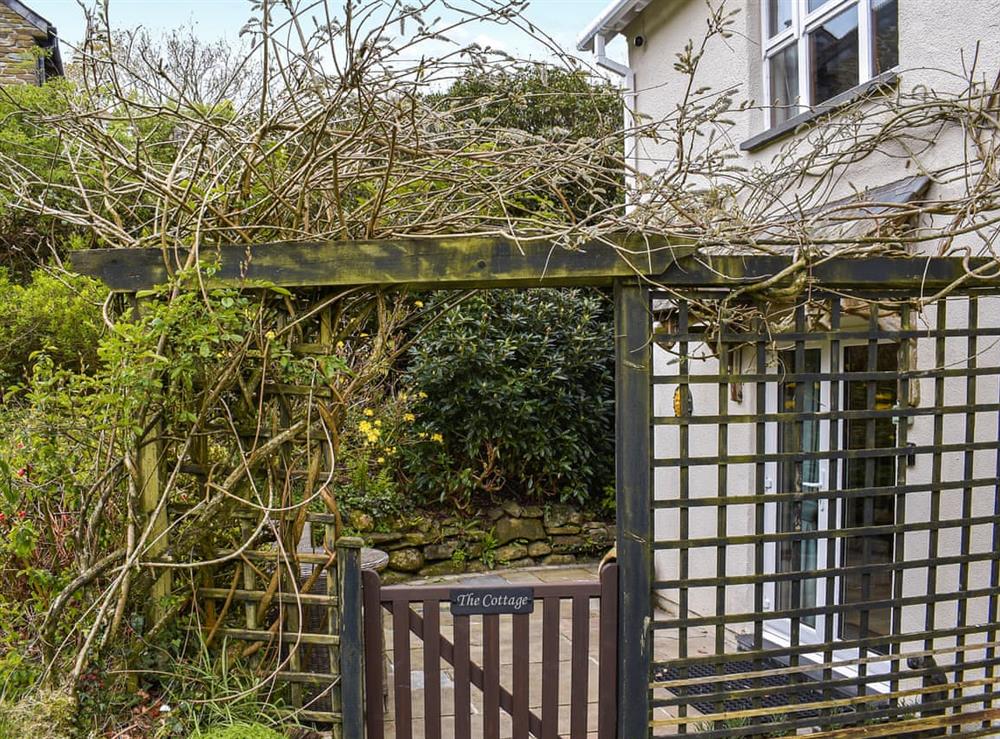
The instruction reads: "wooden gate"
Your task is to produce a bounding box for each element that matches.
[360,565,618,739]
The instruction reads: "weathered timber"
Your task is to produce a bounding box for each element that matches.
[70,235,694,291]
[655,254,1000,289]
[614,280,652,739]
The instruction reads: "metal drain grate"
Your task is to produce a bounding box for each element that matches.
[654,659,826,718]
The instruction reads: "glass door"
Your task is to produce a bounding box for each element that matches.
[838,343,898,649]
[765,347,830,645]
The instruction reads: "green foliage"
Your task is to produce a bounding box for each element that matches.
[0,269,106,385]
[0,688,75,739]
[192,724,285,739]
[439,65,625,216]
[401,289,614,509]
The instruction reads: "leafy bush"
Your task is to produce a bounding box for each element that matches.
[0,269,106,385]
[401,289,614,509]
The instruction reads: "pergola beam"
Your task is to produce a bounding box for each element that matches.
[70,237,1000,293]
[70,235,694,292]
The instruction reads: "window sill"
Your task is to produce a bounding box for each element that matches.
[740,71,899,152]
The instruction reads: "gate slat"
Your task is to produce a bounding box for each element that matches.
[392,601,413,739]
[598,564,618,739]
[483,613,501,739]
[570,594,590,739]
[362,570,385,739]
[423,600,442,739]
[512,613,530,738]
[454,614,472,739]
[542,597,560,739]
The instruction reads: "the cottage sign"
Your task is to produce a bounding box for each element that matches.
[449,586,534,615]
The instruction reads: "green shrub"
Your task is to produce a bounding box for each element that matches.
[401,289,614,509]
[0,269,106,385]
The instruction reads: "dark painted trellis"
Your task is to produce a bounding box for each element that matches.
[73,241,1000,737]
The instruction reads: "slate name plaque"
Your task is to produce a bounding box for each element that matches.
[449,586,534,615]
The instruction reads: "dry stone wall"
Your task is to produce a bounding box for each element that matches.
[353,503,614,584]
[0,6,42,86]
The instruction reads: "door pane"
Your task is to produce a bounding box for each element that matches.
[776,349,821,628]
[808,3,859,104]
[768,0,794,38]
[872,0,899,73]
[769,44,800,125]
[840,344,898,650]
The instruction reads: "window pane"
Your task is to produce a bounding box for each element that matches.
[809,4,859,104]
[776,349,822,628]
[767,0,793,38]
[807,0,829,12]
[769,44,799,125]
[873,0,899,73]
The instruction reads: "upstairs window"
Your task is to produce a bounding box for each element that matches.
[763,0,898,127]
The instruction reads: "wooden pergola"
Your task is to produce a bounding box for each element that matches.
[72,236,1000,737]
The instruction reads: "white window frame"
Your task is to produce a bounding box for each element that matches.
[762,0,890,127]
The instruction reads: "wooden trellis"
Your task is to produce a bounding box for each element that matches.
[73,239,1000,737]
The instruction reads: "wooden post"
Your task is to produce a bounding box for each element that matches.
[614,280,652,739]
[132,294,171,628]
[338,536,365,738]
[139,418,171,626]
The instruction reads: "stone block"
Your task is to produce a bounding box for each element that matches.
[368,531,403,546]
[541,554,576,566]
[521,505,543,518]
[494,542,528,563]
[495,516,546,545]
[506,557,535,569]
[418,560,466,577]
[527,541,552,558]
[501,500,523,518]
[551,535,586,554]
[543,503,583,530]
[545,524,582,535]
[423,542,457,561]
[486,506,504,521]
[388,547,424,572]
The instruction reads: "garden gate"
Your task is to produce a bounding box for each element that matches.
[74,242,1000,737]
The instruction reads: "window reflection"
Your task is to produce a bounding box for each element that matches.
[809,4,860,104]
[873,0,899,74]
[768,0,794,38]
[770,44,800,125]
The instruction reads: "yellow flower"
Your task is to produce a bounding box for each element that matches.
[418,432,428,439]
[399,392,408,401]
[402,413,416,422]
[418,392,428,399]
[359,420,372,433]
[431,433,444,443]
[336,340,345,350]
[388,446,397,455]
[265,330,276,340]
[414,300,424,308]
[363,408,375,417]
[374,419,382,428]
[376,456,385,464]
